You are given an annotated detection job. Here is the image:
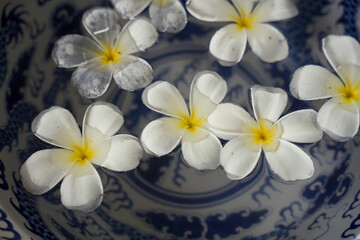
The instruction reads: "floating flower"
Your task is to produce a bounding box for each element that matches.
[20,102,143,212]
[186,0,298,66]
[207,85,323,181]
[290,35,360,141]
[111,0,187,33]
[52,7,158,98]
[141,71,227,170]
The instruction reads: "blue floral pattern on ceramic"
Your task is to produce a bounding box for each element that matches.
[1,0,360,239]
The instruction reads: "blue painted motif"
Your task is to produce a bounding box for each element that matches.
[0,158,8,190]
[342,190,360,239]
[0,207,21,240]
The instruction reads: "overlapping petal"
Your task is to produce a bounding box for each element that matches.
[142,81,188,117]
[322,35,360,73]
[149,0,187,33]
[181,132,221,170]
[31,106,82,149]
[276,110,323,143]
[247,23,288,62]
[231,0,258,16]
[111,0,151,19]
[317,99,359,141]
[20,149,74,195]
[60,161,103,212]
[253,0,298,22]
[251,85,287,122]
[141,117,184,156]
[186,0,239,22]
[221,135,261,180]
[51,35,101,68]
[265,140,314,181]
[290,65,341,100]
[209,24,247,66]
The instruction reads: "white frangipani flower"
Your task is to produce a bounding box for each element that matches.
[186,0,298,66]
[207,85,323,181]
[20,102,143,212]
[111,0,187,33]
[141,71,227,170]
[291,35,360,141]
[52,7,158,98]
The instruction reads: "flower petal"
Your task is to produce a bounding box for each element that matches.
[71,60,112,99]
[209,24,247,66]
[317,99,359,141]
[149,0,187,33]
[91,134,142,171]
[83,102,124,146]
[251,85,288,122]
[52,35,101,68]
[181,132,221,170]
[190,71,227,119]
[247,23,288,62]
[60,161,103,212]
[252,0,298,22]
[142,81,189,117]
[265,140,314,181]
[207,103,256,140]
[111,0,151,19]
[117,17,158,55]
[337,63,360,87]
[290,65,342,100]
[82,7,121,47]
[141,117,184,156]
[32,106,82,149]
[186,0,239,22]
[276,110,323,143]
[20,149,75,195]
[322,35,360,73]
[220,135,261,180]
[231,0,257,16]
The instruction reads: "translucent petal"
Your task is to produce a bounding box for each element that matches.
[83,102,124,146]
[252,0,298,22]
[231,0,257,16]
[189,71,227,120]
[52,34,101,68]
[265,140,314,181]
[276,110,323,143]
[290,65,342,100]
[142,81,189,118]
[186,0,239,22]
[82,7,121,47]
[117,17,158,55]
[251,85,288,122]
[247,23,288,62]
[317,99,359,141]
[209,24,247,66]
[111,0,151,19]
[32,106,82,149]
[220,135,261,180]
[140,117,184,156]
[112,55,153,91]
[71,60,112,99]
[181,132,221,170]
[60,161,103,212]
[337,64,360,87]
[20,149,74,195]
[322,35,360,74]
[207,103,256,140]
[149,0,187,33]
[91,134,142,171]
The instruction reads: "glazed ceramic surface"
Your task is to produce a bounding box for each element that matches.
[1,0,360,239]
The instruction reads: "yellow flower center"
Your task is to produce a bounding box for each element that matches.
[100,45,121,65]
[179,114,205,133]
[71,142,95,165]
[337,81,360,103]
[234,12,258,30]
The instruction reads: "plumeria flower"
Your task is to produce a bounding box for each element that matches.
[111,0,187,33]
[291,35,360,142]
[141,71,227,170]
[20,102,143,212]
[186,0,298,66]
[52,7,158,98]
[207,85,323,181]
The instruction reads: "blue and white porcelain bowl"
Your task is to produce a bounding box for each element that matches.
[1,0,360,239]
